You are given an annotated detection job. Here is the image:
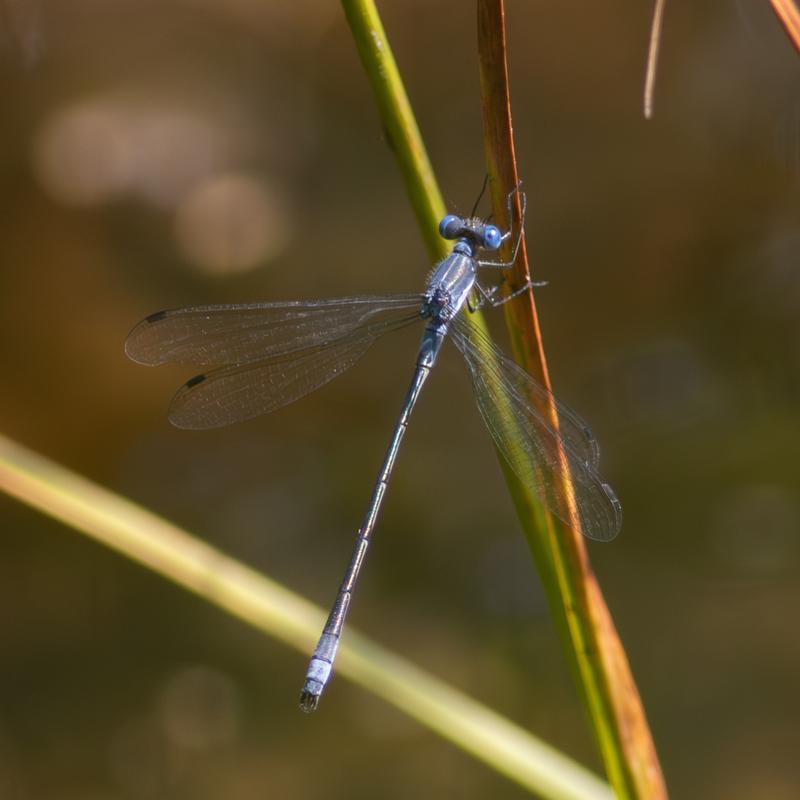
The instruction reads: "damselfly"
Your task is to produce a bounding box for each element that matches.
[125,189,622,711]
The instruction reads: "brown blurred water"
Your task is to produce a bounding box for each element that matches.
[1,1,799,798]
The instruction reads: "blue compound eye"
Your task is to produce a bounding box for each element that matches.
[483,225,502,250]
[438,215,462,240]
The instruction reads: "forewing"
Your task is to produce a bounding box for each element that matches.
[125,294,423,366]
[168,311,420,429]
[451,315,622,541]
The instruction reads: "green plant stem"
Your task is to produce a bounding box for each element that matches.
[0,434,612,800]
[341,0,447,258]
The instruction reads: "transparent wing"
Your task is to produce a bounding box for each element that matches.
[167,309,421,430]
[453,316,601,469]
[451,315,622,542]
[125,294,423,367]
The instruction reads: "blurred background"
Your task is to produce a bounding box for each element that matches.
[1,0,799,797]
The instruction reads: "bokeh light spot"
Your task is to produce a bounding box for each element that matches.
[33,97,240,209]
[34,104,134,206]
[174,172,292,275]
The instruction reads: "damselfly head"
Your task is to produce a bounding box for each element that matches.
[438,215,503,251]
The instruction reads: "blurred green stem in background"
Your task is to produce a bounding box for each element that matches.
[0,434,612,800]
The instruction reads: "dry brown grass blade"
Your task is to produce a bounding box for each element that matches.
[769,0,800,51]
[646,0,800,118]
[476,2,668,798]
[644,0,667,119]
